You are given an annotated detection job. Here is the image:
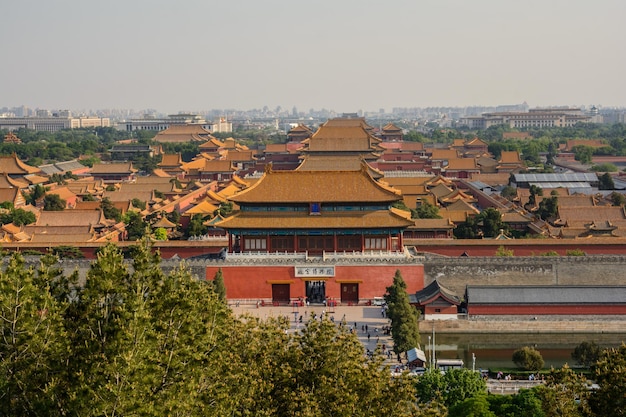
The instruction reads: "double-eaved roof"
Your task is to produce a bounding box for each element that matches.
[217,209,413,230]
[228,165,402,204]
[153,124,213,143]
[300,117,383,158]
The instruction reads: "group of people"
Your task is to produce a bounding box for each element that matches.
[496,371,512,380]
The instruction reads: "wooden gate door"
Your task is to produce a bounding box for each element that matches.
[272,284,290,304]
[340,283,359,304]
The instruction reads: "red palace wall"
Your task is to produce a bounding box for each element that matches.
[469,305,626,315]
[205,264,424,303]
[425,305,458,315]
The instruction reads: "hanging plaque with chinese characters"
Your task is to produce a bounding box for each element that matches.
[294,266,335,277]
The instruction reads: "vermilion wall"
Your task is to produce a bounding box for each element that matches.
[468,305,626,315]
[205,264,424,302]
[425,305,457,315]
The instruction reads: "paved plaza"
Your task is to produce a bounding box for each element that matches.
[230,303,399,363]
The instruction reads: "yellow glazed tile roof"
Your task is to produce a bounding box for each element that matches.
[217,210,413,229]
[229,168,402,204]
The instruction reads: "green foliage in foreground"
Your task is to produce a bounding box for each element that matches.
[2,244,625,416]
[0,241,417,416]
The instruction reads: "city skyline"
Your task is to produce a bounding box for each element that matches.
[2,0,625,114]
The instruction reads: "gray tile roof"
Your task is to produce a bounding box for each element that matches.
[39,164,62,175]
[55,160,86,171]
[466,285,626,305]
[529,182,592,189]
[513,173,598,182]
[411,280,461,305]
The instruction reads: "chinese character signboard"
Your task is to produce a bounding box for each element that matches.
[294,266,335,277]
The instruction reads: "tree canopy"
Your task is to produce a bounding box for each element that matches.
[512,346,544,372]
[0,241,418,416]
[43,193,66,211]
[384,270,420,354]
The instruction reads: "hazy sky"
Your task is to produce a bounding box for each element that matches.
[2,0,625,114]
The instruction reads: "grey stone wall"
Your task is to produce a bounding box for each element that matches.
[424,255,626,295]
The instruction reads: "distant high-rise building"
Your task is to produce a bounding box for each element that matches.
[0,112,110,132]
[120,114,209,132]
[459,108,592,129]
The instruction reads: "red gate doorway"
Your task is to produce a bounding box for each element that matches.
[272,284,290,304]
[341,283,359,304]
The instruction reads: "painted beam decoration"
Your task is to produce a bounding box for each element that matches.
[295,266,335,277]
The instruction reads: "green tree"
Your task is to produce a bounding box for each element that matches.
[487,388,545,417]
[124,210,148,241]
[52,245,85,259]
[153,227,168,241]
[455,209,508,239]
[384,270,420,355]
[187,213,207,237]
[79,155,100,167]
[100,197,121,221]
[214,201,233,217]
[592,163,618,173]
[536,364,590,417]
[572,145,594,164]
[479,207,506,237]
[537,195,558,221]
[546,141,558,165]
[62,241,232,415]
[286,317,417,416]
[392,200,412,214]
[414,201,442,219]
[0,253,69,416]
[43,193,66,211]
[414,367,445,404]
[501,185,517,201]
[443,368,489,408]
[527,185,543,207]
[589,344,626,416]
[0,207,36,226]
[448,395,495,417]
[512,346,544,372]
[24,184,46,205]
[130,197,146,210]
[454,215,480,239]
[415,368,487,409]
[571,341,603,368]
[609,191,626,207]
[212,314,418,416]
[598,172,616,190]
[213,268,227,302]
